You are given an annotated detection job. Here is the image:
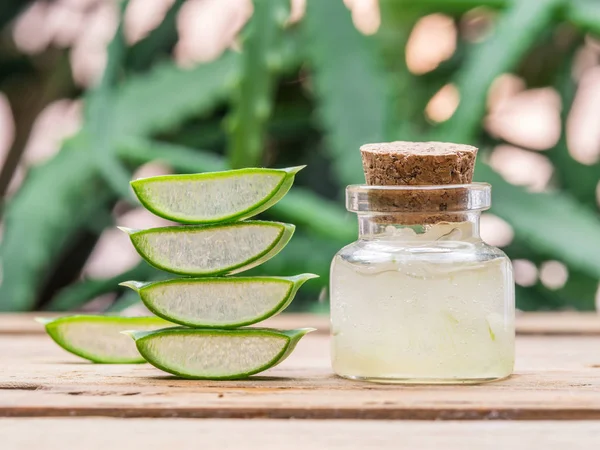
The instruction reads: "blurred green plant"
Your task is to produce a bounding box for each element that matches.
[0,0,599,312]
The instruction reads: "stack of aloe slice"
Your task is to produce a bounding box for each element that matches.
[41,167,317,379]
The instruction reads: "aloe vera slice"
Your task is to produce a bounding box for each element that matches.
[131,166,304,224]
[124,327,314,379]
[38,316,171,364]
[120,221,294,276]
[121,274,318,328]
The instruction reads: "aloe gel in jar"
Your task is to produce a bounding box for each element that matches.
[329,142,515,384]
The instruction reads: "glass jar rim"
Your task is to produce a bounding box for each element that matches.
[346,182,491,213]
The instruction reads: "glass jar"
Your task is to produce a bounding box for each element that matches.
[330,183,515,384]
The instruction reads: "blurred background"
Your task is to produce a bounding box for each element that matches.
[0,0,599,313]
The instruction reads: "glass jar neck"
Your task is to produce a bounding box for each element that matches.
[357,212,482,242]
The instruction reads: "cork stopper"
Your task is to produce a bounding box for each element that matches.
[360,141,478,186]
[359,141,479,224]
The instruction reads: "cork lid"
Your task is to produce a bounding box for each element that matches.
[360,141,478,186]
[357,141,479,225]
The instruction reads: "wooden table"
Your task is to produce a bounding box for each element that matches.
[2,313,600,449]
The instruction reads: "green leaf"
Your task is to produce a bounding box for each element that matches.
[113,52,239,137]
[46,261,160,311]
[106,290,143,313]
[477,163,600,280]
[506,240,598,311]
[396,0,508,12]
[539,269,598,311]
[127,0,185,71]
[449,16,600,288]
[278,27,306,74]
[549,149,600,211]
[567,0,600,36]
[119,137,226,172]
[302,0,388,185]
[515,285,548,311]
[0,54,241,311]
[548,43,600,208]
[227,0,290,168]
[0,140,110,311]
[377,2,425,139]
[86,0,134,200]
[436,0,563,142]
[274,189,355,242]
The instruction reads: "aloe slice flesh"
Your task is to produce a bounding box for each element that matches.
[121,274,318,328]
[120,221,294,276]
[131,166,304,224]
[124,327,314,379]
[39,316,171,364]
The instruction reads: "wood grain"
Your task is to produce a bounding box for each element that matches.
[516,312,600,335]
[2,328,600,420]
[2,312,599,336]
[2,419,600,450]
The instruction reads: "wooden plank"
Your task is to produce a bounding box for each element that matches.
[2,312,600,336]
[2,332,600,420]
[1,419,600,449]
[516,312,600,335]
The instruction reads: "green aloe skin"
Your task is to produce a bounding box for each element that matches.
[120,274,318,328]
[119,221,296,276]
[38,316,172,363]
[40,167,317,377]
[131,166,305,224]
[123,327,315,380]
